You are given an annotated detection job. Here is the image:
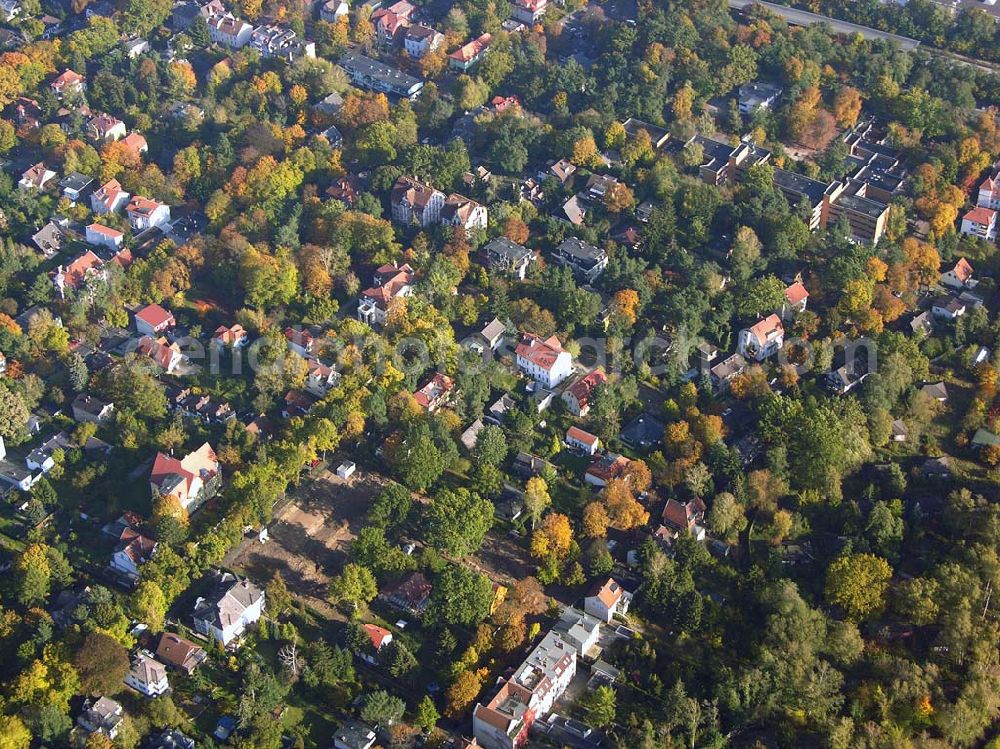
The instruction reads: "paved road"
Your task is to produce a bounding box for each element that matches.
[728,0,921,50]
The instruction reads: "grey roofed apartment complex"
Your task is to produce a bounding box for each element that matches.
[338,52,424,99]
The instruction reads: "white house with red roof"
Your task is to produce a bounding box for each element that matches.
[940,257,975,290]
[359,623,393,665]
[51,69,85,97]
[111,528,157,578]
[977,174,1000,211]
[59,250,106,289]
[127,196,171,231]
[414,372,454,411]
[91,179,130,214]
[134,303,176,336]
[85,223,124,250]
[358,263,415,327]
[213,324,249,348]
[448,33,492,72]
[960,206,997,242]
[306,358,339,397]
[515,333,572,388]
[149,442,221,513]
[284,327,314,357]
[565,426,599,455]
[122,132,149,157]
[87,113,127,142]
[19,162,56,192]
[583,578,631,624]
[371,0,414,45]
[137,336,184,374]
[781,281,809,319]
[584,452,631,487]
[737,313,784,362]
[512,0,547,24]
[561,369,606,417]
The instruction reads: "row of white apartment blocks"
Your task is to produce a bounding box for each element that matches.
[389,176,488,233]
[207,11,314,60]
[472,580,631,749]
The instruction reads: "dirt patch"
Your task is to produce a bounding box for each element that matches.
[228,469,391,616]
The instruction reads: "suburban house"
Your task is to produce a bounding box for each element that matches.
[552,237,608,281]
[404,24,443,57]
[479,317,506,351]
[149,442,221,513]
[565,426,600,455]
[381,571,432,615]
[155,633,207,674]
[87,113,127,142]
[584,578,632,624]
[91,179,130,214]
[325,174,358,205]
[542,158,577,186]
[371,0,414,45]
[442,193,488,232]
[512,0,547,24]
[134,303,176,336]
[960,206,997,241]
[737,81,783,114]
[932,296,967,320]
[72,393,114,424]
[977,174,1000,210]
[333,721,378,749]
[940,258,975,290]
[212,324,249,348]
[19,162,57,191]
[584,452,631,487]
[208,12,253,48]
[32,221,66,258]
[248,24,315,60]
[359,623,393,664]
[483,237,533,280]
[51,69,86,97]
[137,336,184,374]
[338,52,425,100]
[148,730,195,749]
[737,314,784,361]
[192,571,265,647]
[61,172,94,202]
[77,697,124,740]
[122,132,149,157]
[448,33,492,71]
[319,0,349,22]
[562,369,606,417]
[782,281,809,318]
[306,358,339,397]
[552,607,601,656]
[110,528,157,578]
[515,333,573,387]
[414,372,455,411]
[59,250,106,290]
[390,176,445,226]
[127,196,171,231]
[125,652,170,697]
[661,497,707,535]
[85,223,125,250]
[710,352,748,393]
[358,263,415,327]
[472,630,576,749]
[284,327,314,357]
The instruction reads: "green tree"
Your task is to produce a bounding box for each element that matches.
[132,580,168,630]
[394,425,446,492]
[328,563,378,612]
[581,685,617,728]
[0,381,29,439]
[15,542,51,606]
[0,119,16,154]
[707,492,746,540]
[825,553,892,620]
[415,695,439,733]
[266,571,292,618]
[360,690,405,727]
[474,424,508,467]
[368,483,413,529]
[427,564,492,627]
[424,488,494,557]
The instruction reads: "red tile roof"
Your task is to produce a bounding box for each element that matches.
[783,281,808,306]
[566,425,599,448]
[363,623,392,650]
[515,333,565,371]
[449,32,492,63]
[566,369,606,411]
[135,303,174,330]
[963,206,996,226]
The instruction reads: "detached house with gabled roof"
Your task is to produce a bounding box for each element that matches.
[448,32,492,71]
[59,250,106,290]
[483,237,534,280]
[127,196,171,231]
[371,0,414,45]
[19,162,56,191]
[134,303,176,336]
[91,178,130,214]
[960,206,997,242]
[137,336,184,374]
[782,281,809,319]
[414,372,454,411]
[155,632,207,674]
[358,263,415,327]
[442,192,488,233]
[977,174,1000,211]
[940,257,975,290]
[737,314,784,362]
[208,11,253,48]
[111,528,157,578]
[390,176,445,227]
[125,652,169,697]
[512,0,547,24]
[515,333,573,388]
[87,113,127,142]
[85,223,124,250]
[584,578,632,623]
[149,442,220,513]
[51,69,86,97]
[192,571,265,647]
[562,369,606,417]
